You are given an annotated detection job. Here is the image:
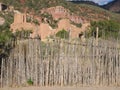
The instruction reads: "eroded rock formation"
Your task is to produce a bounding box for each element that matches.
[10,12,89,41]
[41,6,84,24]
[10,12,37,33]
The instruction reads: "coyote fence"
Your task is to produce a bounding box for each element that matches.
[0,38,120,87]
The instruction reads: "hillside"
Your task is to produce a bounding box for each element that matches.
[69,1,99,6]
[0,0,120,42]
[0,0,120,23]
[103,0,120,13]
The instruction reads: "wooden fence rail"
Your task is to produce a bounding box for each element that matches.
[0,38,120,87]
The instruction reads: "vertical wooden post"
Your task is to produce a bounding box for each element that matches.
[96,27,99,46]
[1,59,3,88]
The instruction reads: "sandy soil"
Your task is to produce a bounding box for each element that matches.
[0,86,120,90]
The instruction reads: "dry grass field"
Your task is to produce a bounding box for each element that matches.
[1,87,120,90]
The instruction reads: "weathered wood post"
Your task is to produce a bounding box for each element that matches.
[96,27,99,46]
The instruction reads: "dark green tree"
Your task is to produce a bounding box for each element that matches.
[89,20,120,39]
[56,29,69,39]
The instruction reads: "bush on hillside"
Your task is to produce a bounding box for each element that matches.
[56,29,69,39]
[89,20,120,39]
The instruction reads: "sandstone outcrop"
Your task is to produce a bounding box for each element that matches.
[10,12,89,41]
[38,19,89,40]
[10,13,37,33]
[41,6,84,24]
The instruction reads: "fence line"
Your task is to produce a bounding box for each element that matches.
[0,38,120,87]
